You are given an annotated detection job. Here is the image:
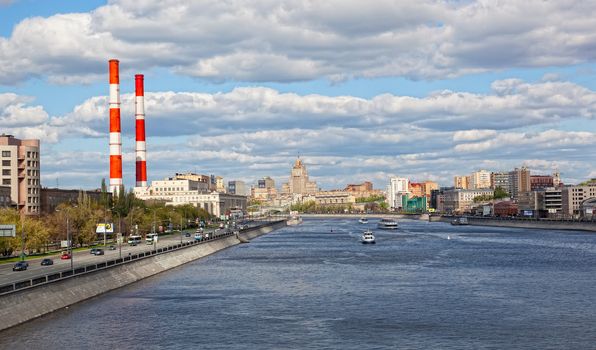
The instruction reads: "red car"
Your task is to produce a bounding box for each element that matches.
[60,252,72,260]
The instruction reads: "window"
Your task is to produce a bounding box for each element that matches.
[2,160,9,166]
[2,169,9,176]
[2,179,10,185]
[1,151,10,157]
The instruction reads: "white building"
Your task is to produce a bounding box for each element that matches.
[471,169,491,189]
[386,177,410,210]
[134,176,246,217]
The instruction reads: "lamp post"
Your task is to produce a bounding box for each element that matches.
[66,215,73,270]
[20,213,25,262]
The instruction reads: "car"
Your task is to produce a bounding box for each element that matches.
[12,261,28,271]
[40,258,53,266]
[61,252,72,260]
[108,245,116,250]
[185,232,191,237]
[92,249,104,256]
[90,248,99,254]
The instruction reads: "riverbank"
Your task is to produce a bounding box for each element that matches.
[0,220,287,332]
[434,215,596,232]
[301,213,430,220]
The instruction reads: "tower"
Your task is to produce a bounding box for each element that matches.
[108,59,123,194]
[135,74,147,187]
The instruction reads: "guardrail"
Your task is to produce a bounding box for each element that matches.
[0,220,285,297]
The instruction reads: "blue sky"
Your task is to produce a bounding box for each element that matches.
[0,0,595,190]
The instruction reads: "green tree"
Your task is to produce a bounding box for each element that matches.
[494,186,509,199]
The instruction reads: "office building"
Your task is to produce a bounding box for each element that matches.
[562,185,596,216]
[442,188,493,214]
[0,134,41,215]
[228,180,247,196]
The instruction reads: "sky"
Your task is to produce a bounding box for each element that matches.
[0,0,595,191]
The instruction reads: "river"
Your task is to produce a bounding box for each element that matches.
[2,218,596,349]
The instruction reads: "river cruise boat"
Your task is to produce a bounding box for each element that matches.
[287,211,303,226]
[377,218,398,230]
[358,217,369,224]
[451,217,469,225]
[361,230,376,244]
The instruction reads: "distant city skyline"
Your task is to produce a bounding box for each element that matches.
[0,1,594,190]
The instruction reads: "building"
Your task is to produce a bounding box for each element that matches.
[491,172,511,194]
[562,185,596,216]
[285,158,317,195]
[0,186,11,208]
[471,170,491,189]
[409,182,424,197]
[509,166,531,199]
[305,191,355,207]
[134,176,247,217]
[580,198,596,218]
[175,172,211,186]
[345,182,373,192]
[228,180,247,196]
[215,176,225,193]
[40,188,110,214]
[402,195,427,212]
[544,187,562,215]
[494,201,518,217]
[387,177,409,210]
[530,175,554,191]
[517,191,544,217]
[253,177,277,201]
[454,175,470,189]
[0,134,41,215]
[443,188,493,214]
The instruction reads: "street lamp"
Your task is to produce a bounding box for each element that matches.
[56,207,75,271]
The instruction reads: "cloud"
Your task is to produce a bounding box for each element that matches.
[1,1,596,84]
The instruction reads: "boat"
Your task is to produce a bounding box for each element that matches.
[377,218,398,230]
[287,211,303,226]
[358,217,369,224]
[361,229,376,244]
[451,217,469,225]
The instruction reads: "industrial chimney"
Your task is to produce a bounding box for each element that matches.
[135,74,147,187]
[108,59,123,194]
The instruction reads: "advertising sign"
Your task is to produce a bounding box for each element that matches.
[96,223,114,234]
[0,224,16,237]
[523,210,534,217]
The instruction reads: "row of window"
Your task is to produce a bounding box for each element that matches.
[27,196,39,204]
[27,160,39,168]
[27,169,39,177]
[27,178,39,186]
[26,151,39,159]
[1,151,10,157]
[27,188,39,195]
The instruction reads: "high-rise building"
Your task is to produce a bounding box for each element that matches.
[215,176,225,193]
[471,169,491,189]
[491,171,511,194]
[509,166,531,199]
[387,177,409,210]
[228,180,247,196]
[285,158,317,195]
[454,175,470,189]
[0,134,41,215]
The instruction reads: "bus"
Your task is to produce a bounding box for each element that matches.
[127,235,142,246]
[146,233,158,245]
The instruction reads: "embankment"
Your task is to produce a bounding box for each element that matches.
[301,213,430,221]
[435,216,596,232]
[0,220,286,331]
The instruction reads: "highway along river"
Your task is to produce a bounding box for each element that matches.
[2,218,596,349]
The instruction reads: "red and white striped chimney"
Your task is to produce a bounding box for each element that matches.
[135,74,147,187]
[108,59,123,194]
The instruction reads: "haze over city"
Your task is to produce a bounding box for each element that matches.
[0,0,595,190]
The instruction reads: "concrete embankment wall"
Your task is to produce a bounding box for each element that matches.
[435,216,596,232]
[0,221,286,331]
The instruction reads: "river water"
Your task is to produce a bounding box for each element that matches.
[2,218,596,349]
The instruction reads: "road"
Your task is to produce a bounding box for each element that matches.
[0,229,224,286]
[0,218,278,287]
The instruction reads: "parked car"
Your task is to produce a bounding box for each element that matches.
[90,248,99,254]
[92,249,104,256]
[61,252,72,260]
[185,232,191,237]
[108,245,116,250]
[12,261,28,271]
[41,258,53,266]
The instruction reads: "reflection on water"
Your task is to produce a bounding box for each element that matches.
[2,218,596,349]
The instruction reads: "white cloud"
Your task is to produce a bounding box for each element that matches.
[1,1,596,84]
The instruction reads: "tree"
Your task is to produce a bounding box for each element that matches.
[494,186,509,199]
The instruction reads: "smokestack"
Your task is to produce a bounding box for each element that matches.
[109,59,123,194]
[135,74,147,187]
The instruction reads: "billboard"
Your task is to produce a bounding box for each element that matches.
[0,224,16,237]
[96,223,114,234]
